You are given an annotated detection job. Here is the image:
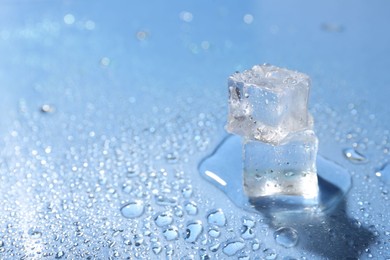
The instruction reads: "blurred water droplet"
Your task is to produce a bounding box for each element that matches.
[120,201,144,218]
[263,248,277,259]
[209,242,220,252]
[165,244,174,257]
[163,226,179,241]
[222,239,245,256]
[28,227,42,239]
[274,227,298,248]
[154,212,173,227]
[184,221,203,243]
[208,227,221,238]
[343,148,367,163]
[181,185,193,198]
[252,239,260,251]
[375,163,390,184]
[40,104,55,113]
[207,209,226,226]
[55,251,65,259]
[184,201,198,215]
[165,152,178,163]
[155,195,177,206]
[241,225,255,240]
[152,242,162,255]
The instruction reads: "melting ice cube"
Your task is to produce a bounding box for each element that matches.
[226,64,319,201]
[226,64,313,145]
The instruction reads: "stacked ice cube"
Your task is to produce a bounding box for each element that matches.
[226,64,319,200]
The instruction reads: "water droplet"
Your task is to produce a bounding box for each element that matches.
[165,244,174,257]
[181,185,193,198]
[375,163,390,184]
[155,195,178,206]
[40,104,55,113]
[120,201,144,219]
[208,227,221,238]
[207,209,226,227]
[343,148,367,163]
[126,166,139,178]
[28,227,42,239]
[263,248,277,260]
[165,152,178,163]
[242,216,256,228]
[63,14,75,25]
[154,212,173,227]
[273,227,298,248]
[209,242,220,252]
[152,242,162,255]
[55,251,65,259]
[241,225,255,240]
[163,226,179,241]
[184,221,203,243]
[222,239,245,256]
[134,234,144,246]
[252,239,260,251]
[184,201,198,215]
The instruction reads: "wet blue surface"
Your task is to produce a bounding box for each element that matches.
[1,1,390,259]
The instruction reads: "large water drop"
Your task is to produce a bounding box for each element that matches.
[120,201,144,219]
[273,227,299,248]
[207,209,226,227]
[222,239,245,256]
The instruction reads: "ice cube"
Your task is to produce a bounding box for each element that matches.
[243,130,319,199]
[226,64,313,145]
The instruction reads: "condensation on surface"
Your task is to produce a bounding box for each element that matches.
[0,1,389,259]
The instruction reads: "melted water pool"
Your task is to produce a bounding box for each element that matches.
[199,135,351,213]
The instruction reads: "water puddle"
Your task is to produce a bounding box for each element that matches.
[199,135,351,213]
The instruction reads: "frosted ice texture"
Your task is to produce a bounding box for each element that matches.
[226,64,313,145]
[226,64,319,200]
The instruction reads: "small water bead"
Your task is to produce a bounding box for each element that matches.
[263,248,278,260]
[252,239,261,251]
[184,221,203,243]
[165,244,174,257]
[375,163,390,184]
[55,251,65,259]
[120,201,144,219]
[174,206,184,217]
[207,209,226,227]
[209,242,220,252]
[40,104,55,113]
[274,227,299,248]
[208,227,221,238]
[152,242,162,255]
[241,225,255,240]
[222,239,245,256]
[184,201,198,215]
[181,185,193,198]
[165,152,178,163]
[242,216,256,228]
[155,195,178,206]
[163,226,179,241]
[134,234,144,246]
[126,166,139,178]
[28,227,42,239]
[154,212,173,227]
[343,148,368,163]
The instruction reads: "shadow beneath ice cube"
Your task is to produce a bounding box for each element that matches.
[255,182,376,259]
[199,134,376,259]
